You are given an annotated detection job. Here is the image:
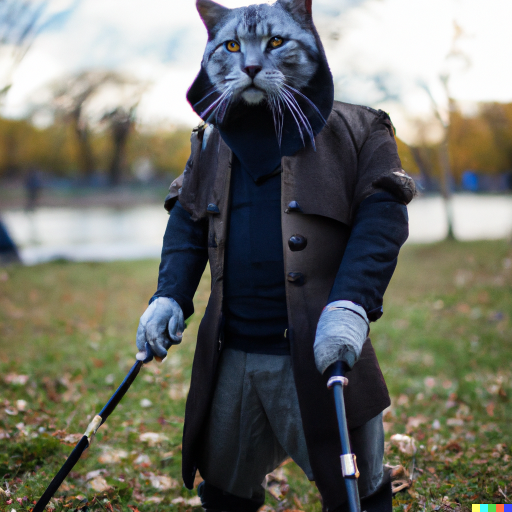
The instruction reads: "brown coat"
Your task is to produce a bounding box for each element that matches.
[167,101,414,511]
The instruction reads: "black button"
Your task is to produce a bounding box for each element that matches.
[285,201,303,213]
[287,272,305,285]
[207,203,220,214]
[288,235,307,252]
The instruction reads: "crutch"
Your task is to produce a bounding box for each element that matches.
[328,361,361,512]
[33,343,157,512]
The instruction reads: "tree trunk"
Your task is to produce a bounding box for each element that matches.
[71,109,95,180]
[108,109,134,187]
[438,139,456,240]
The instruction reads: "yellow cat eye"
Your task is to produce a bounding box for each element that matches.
[226,40,241,52]
[269,36,284,49]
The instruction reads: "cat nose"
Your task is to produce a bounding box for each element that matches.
[244,65,262,79]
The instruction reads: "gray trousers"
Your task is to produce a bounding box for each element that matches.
[197,348,384,503]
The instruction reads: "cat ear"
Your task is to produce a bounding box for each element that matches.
[196,0,230,36]
[276,0,313,17]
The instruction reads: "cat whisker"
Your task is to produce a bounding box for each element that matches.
[285,91,315,144]
[283,83,326,125]
[193,86,220,109]
[200,86,232,119]
[268,93,284,147]
[281,88,316,149]
[274,96,285,146]
[280,93,306,146]
[215,89,233,123]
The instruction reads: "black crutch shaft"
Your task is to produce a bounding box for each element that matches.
[33,344,155,512]
[329,361,361,512]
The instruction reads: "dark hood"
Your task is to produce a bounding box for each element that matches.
[186,24,334,180]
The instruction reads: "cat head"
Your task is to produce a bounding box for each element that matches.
[194,0,321,108]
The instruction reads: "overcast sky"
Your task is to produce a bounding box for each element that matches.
[2,0,511,143]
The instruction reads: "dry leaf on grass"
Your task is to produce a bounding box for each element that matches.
[148,473,178,491]
[169,383,190,400]
[266,468,289,500]
[406,415,428,430]
[390,434,416,455]
[52,431,83,444]
[133,454,151,466]
[145,496,163,503]
[187,496,202,506]
[4,373,29,385]
[139,432,169,446]
[86,469,108,481]
[98,447,128,464]
[88,476,111,492]
[172,496,202,506]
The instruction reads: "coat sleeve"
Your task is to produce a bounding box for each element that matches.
[328,111,414,321]
[151,199,209,320]
[328,191,408,321]
[351,109,416,213]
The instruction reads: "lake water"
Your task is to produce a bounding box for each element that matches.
[3,194,512,265]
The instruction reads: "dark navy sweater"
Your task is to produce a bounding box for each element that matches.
[222,156,290,354]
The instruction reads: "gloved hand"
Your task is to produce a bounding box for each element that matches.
[313,300,370,374]
[136,297,185,360]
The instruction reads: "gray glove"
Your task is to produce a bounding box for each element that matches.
[136,297,185,359]
[313,300,370,374]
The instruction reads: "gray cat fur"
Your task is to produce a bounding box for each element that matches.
[196,0,320,107]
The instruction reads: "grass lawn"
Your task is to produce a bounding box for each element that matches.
[0,240,511,511]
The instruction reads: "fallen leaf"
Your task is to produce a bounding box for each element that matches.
[169,383,189,400]
[148,473,178,490]
[139,432,169,446]
[88,476,111,492]
[98,447,128,464]
[424,377,436,389]
[133,454,151,466]
[59,481,71,492]
[390,434,416,455]
[446,418,464,427]
[16,400,28,411]
[406,415,428,430]
[266,468,289,500]
[444,441,462,452]
[187,496,202,506]
[145,496,163,503]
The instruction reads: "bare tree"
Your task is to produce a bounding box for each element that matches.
[420,78,456,240]
[418,21,471,240]
[101,106,137,186]
[47,70,145,182]
[0,0,47,103]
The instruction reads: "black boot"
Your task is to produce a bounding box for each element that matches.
[360,482,393,512]
[197,481,265,512]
